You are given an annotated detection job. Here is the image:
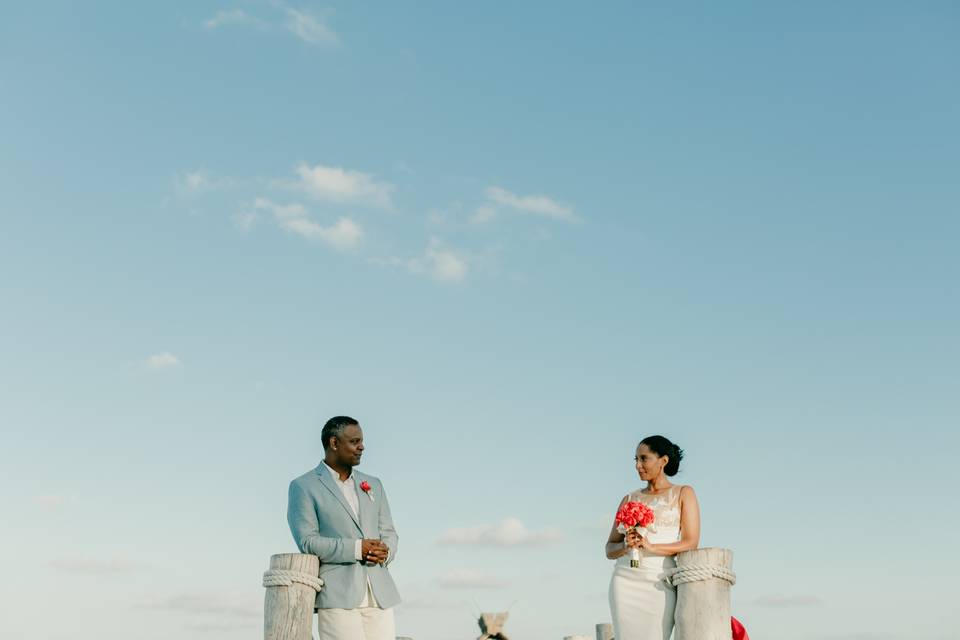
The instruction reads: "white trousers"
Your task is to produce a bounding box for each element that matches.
[316,584,395,640]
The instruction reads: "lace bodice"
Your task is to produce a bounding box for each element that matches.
[628,485,683,531]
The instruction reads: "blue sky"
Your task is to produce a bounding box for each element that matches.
[1,2,958,639]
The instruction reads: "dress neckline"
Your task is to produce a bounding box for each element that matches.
[638,485,677,496]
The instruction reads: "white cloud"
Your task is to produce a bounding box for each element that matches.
[422,241,467,283]
[438,517,561,546]
[51,555,139,574]
[141,593,260,619]
[371,239,469,284]
[437,570,508,589]
[182,171,208,191]
[485,185,575,221]
[381,238,467,283]
[471,205,498,225]
[175,170,233,194]
[750,594,823,607]
[232,210,258,231]
[286,216,363,250]
[293,163,394,209]
[254,197,306,220]
[176,170,209,194]
[145,352,181,369]
[203,9,261,30]
[426,208,449,225]
[254,197,363,250]
[282,8,338,46]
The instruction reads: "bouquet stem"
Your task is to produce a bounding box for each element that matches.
[629,547,640,569]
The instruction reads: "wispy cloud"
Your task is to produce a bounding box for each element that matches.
[203,9,264,31]
[437,570,508,589]
[484,186,575,221]
[750,594,823,607]
[145,352,181,369]
[471,204,497,225]
[282,7,338,46]
[51,555,140,575]
[141,593,261,619]
[232,210,258,231]
[254,197,363,250]
[203,5,335,46]
[373,238,469,284]
[417,239,468,283]
[291,163,394,209]
[438,517,561,546]
[175,170,234,194]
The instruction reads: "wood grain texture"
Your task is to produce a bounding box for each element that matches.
[264,554,320,640]
[674,547,734,640]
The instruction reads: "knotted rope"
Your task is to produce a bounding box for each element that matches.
[262,569,324,592]
[663,564,736,588]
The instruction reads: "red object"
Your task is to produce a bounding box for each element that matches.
[615,501,655,529]
[360,481,371,493]
[732,617,749,640]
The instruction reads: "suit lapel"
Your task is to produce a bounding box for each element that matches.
[314,464,362,531]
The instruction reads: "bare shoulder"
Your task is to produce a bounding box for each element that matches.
[678,485,697,499]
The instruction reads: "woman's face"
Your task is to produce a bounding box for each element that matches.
[635,443,666,481]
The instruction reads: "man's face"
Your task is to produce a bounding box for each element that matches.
[332,423,364,467]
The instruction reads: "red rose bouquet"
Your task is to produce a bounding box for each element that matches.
[615,501,655,568]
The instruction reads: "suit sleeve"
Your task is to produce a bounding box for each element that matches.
[287,480,359,564]
[377,480,399,565]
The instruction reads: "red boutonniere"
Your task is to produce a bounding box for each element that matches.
[360,480,374,501]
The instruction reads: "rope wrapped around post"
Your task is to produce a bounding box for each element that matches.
[665,548,736,640]
[263,553,323,640]
[262,568,324,591]
[664,563,736,587]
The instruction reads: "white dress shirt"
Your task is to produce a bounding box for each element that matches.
[323,462,380,608]
[323,462,364,561]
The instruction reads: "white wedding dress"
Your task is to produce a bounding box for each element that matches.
[608,485,683,640]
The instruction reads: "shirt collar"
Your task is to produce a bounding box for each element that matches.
[323,461,352,483]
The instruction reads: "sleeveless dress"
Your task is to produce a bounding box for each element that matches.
[608,485,683,640]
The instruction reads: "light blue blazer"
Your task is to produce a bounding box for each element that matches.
[287,464,401,610]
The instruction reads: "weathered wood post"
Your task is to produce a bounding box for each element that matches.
[669,547,735,640]
[595,622,614,640]
[262,553,323,640]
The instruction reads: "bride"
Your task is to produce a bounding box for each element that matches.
[605,436,700,640]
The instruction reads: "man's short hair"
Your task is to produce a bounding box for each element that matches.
[322,416,359,450]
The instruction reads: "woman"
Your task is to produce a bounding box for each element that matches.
[606,435,700,640]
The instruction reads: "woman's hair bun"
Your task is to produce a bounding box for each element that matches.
[665,443,684,476]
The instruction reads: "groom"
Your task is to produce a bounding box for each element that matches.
[287,416,401,640]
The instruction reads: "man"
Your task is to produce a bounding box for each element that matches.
[287,416,401,640]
